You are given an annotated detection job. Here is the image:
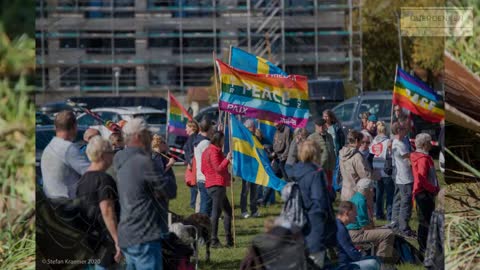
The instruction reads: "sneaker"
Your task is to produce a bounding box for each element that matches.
[251,211,261,218]
[211,240,222,249]
[241,212,250,219]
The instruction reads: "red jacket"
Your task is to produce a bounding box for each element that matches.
[410,151,440,198]
[201,144,231,188]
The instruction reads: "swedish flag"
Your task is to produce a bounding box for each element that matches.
[230,115,287,192]
[230,47,288,145]
[230,47,287,76]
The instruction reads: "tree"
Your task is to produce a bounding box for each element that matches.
[362,0,445,89]
[0,0,35,38]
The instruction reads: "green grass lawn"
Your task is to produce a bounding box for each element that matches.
[169,166,439,270]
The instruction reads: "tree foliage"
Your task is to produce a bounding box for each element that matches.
[0,0,35,39]
[362,0,445,90]
[0,20,35,270]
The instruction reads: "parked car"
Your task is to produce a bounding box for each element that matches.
[76,106,167,135]
[36,125,87,182]
[36,112,54,126]
[39,101,86,119]
[331,91,441,152]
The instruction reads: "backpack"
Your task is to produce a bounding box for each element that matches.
[384,150,393,176]
[280,181,310,231]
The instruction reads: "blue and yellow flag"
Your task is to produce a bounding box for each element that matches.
[230,47,288,76]
[230,115,287,191]
[230,47,289,144]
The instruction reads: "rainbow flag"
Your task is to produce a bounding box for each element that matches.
[230,47,287,76]
[168,92,193,136]
[231,115,286,191]
[216,59,309,128]
[230,47,287,144]
[393,67,444,123]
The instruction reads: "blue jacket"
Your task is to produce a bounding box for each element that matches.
[336,219,363,265]
[291,162,337,253]
[183,133,197,166]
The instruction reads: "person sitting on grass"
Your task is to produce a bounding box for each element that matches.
[347,178,397,264]
[336,201,381,270]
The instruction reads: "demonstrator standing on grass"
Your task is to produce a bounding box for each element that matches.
[113,119,166,269]
[76,136,122,269]
[410,133,440,256]
[183,120,199,210]
[194,119,214,216]
[201,131,234,248]
[41,110,90,199]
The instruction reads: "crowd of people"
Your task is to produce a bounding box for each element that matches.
[39,104,442,269]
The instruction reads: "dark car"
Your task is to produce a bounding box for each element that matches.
[36,112,54,126]
[36,125,88,182]
[331,91,441,153]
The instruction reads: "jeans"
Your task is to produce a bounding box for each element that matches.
[189,185,198,209]
[391,183,413,232]
[198,182,212,216]
[415,191,436,254]
[207,186,233,243]
[240,180,258,214]
[122,241,162,270]
[375,177,395,220]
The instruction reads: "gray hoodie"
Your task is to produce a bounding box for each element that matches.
[339,146,372,201]
[113,147,166,248]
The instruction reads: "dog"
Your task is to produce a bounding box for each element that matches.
[169,212,211,263]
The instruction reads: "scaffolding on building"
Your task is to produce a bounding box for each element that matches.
[35,0,362,101]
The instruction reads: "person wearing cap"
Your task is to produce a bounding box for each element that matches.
[362,114,378,139]
[307,118,336,192]
[347,178,396,264]
[113,118,167,269]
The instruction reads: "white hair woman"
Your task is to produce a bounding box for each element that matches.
[410,133,440,255]
[76,135,122,268]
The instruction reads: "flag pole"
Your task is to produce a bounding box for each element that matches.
[213,51,220,101]
[390,65,399,136]
[227,47,236,247]
[166,89,170,143]
[228,112,236,248]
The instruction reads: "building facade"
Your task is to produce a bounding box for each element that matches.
[35,0,361,103]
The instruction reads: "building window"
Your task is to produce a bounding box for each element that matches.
[60,67,79,87]
[81,0,135,18]
[80,67,136,88]
[285,29,315,53]
[183,66,212,87]
[286,65,315,78]
[149,65,178,86]
[148,30,178,48]
[180,30,219,54]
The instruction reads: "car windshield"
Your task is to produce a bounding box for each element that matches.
[36,114,54,125]
[133,113,166,125]
[358,99,392,119]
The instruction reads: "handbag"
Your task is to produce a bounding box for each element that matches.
[185,156,197,187]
